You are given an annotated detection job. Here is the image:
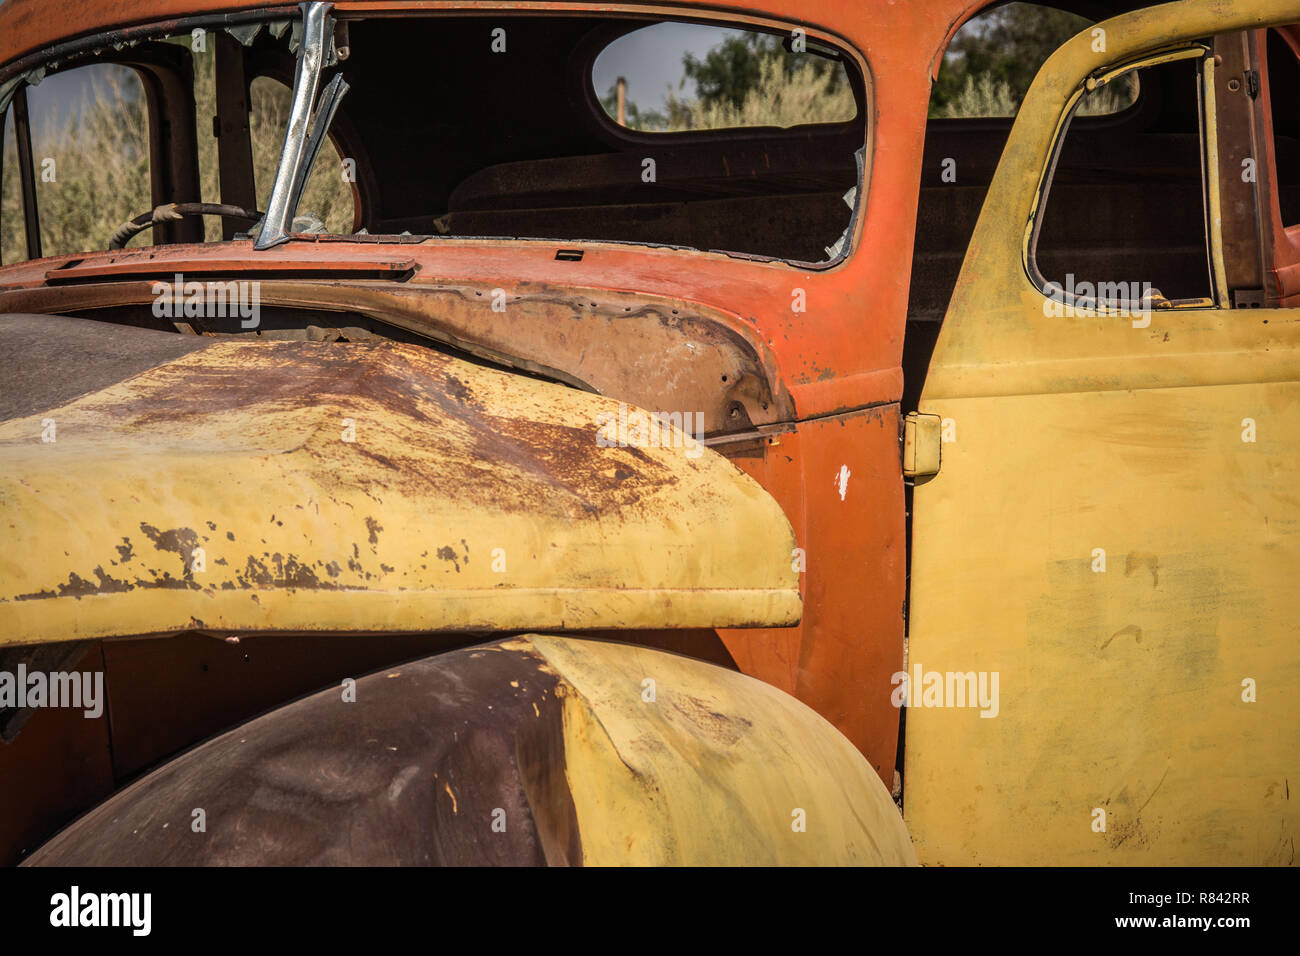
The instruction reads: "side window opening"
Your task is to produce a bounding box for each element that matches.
[1,64,151,262]
[1,108,19,264]
[904,2,1113,415]
[931,3,1137,120]
[0,21,335,262]
[1031,53,1213,311]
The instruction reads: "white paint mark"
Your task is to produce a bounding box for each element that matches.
[835,465,851,501]
[388,765,420,802]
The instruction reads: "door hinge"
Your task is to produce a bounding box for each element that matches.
[902,411,942,478]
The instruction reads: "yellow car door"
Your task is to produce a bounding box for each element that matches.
[906,0,1300,865]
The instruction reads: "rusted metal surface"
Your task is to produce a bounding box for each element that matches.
[0,629,474,865]
[27,638,580,865]
[0,314,800,644]
[39,249,417,281]
[0,644,115,866]
[719,404,905,780]
[2,276,792,437]
[0,0,996,785]
[1213,32,1269,299]
[25,636,915,866]
[0,314,209,420]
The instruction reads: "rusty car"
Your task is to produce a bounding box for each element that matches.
[0,0,1296,866]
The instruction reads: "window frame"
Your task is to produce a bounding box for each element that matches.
[261,6,876,271]
[0,8,298,263]
[1024,42,1226,315]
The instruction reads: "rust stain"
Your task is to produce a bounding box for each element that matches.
[671,694,753,747]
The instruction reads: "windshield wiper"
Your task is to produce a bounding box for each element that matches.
[256,1,344,249]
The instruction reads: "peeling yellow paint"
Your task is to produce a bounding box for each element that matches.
[0,340,799,645]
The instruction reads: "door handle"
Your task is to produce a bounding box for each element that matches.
[903,411,942,478]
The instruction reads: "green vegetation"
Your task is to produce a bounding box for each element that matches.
[932,2,1135,118]
[602,32,855,132]
[932,4,1089,116]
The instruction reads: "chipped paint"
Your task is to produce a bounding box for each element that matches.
[0,336,800,645]
[834,464,850,501]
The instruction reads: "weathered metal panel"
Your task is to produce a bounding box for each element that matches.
[0,0,978,777]
[0,316,800,644]
[908,0,1300,865]
[23,636,916,865]
[722,406,907,781]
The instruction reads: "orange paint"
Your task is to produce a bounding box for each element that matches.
[0,0,981,779]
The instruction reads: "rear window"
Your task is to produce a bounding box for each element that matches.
[592,23,856,131]
[294,14,869,264]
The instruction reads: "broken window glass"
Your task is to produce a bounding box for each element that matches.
[281,13,869,264]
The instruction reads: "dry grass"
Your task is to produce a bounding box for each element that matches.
[938,75,1020,119]
[658,52,856,131]
[938,69,1138,119]
[2,67,150,263]
[246,77,354,236]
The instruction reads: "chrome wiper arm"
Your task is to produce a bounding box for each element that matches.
[255,1,335,250]
[290,72,350,205]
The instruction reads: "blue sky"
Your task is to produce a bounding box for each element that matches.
[592,22,748,114]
